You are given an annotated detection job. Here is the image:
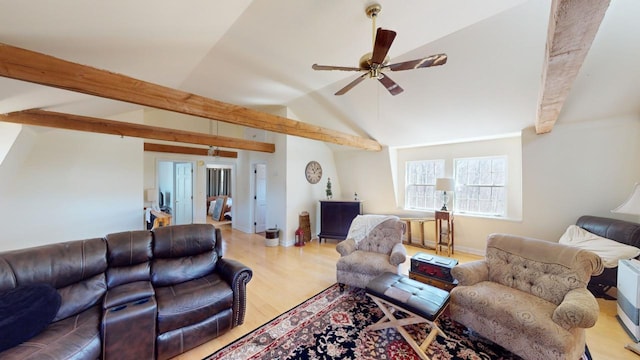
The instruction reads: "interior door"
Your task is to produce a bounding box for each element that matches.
[254,163,267,233]
[174,162,193,225]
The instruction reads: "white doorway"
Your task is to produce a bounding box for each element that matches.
[157,160,194,225]
[174,162,193,225]
[204,163,234,224]
[253,163,267,233]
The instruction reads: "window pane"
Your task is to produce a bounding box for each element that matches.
[454,156,507,216]
[405,159,445,210]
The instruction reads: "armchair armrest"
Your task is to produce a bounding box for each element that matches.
[336,238,357,257]
[451,260,489,286]
[389,243,407,266]
[552,288,599,330]
[217,258,253,326]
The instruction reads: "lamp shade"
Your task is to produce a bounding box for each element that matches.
[436,178,455,192]
[612,183,640,215]
[145,189,158,202]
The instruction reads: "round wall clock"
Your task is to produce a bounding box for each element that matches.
[305,161,323,184]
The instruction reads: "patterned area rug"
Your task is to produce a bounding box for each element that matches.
[205,283,592,360]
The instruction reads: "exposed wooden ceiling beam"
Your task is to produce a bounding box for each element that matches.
[0,109,275,153]
[0,42,382,151]
[536,0,610,134]
[144,143,238,158]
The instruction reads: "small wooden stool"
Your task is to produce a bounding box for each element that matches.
[365,272,450,360]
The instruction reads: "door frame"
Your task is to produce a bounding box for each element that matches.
[156,159,195,224]
[204,161,235,223]
[173,161,193,225]
[253,163,267,233]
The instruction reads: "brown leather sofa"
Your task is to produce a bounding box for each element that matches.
[0,224,252,360]
[575,215,640,297]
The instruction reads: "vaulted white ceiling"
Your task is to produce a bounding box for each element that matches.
[0,0,638,149]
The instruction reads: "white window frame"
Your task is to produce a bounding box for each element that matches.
[454,156,507,216]
[405,159,445,211]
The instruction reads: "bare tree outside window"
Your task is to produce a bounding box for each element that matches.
[454,156,506,216]
[405,160,445,210]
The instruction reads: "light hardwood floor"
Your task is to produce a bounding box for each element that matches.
[173,227,637,360]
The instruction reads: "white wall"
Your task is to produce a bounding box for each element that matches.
[0,110,144,251]
[285,135,338,245]
[2,104,636,257]
[143,151,238,225]
[335,147,396,214]
[454,115,640,253]
[517,115,640,238]
[141,107,292,241]
[142,109,244,226]
[235,131,285,235]
[0,123,33,192]
[395,136,523,220]
[0,123,21,167]
[334,115,640,255]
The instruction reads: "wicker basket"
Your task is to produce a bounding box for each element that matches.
[299,212,311,242]
[265,228,279,247]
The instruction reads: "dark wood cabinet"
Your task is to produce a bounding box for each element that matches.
[318,200,362,242]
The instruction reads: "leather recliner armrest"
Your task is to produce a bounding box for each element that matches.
[216,258,253,326]
[103,281,155,309]
[101,296,157,360]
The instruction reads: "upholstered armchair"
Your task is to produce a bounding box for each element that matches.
[449,233,603,360]
[336,215,407,290]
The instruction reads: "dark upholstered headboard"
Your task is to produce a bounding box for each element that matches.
[576,215,640,248]
[576,215,640,298]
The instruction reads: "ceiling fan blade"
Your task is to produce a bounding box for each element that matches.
[387,53,448,71]
[312,64,362,72]
[377,73,404,96]
[335,73,368,95]
[371,28,396,66]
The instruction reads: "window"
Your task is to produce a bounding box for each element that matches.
[454,156,506,216]
[206,167,232,197]
[405,160,445,210]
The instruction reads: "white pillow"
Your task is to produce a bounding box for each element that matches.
[559,225,640,268]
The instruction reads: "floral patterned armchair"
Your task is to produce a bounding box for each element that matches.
[450,233,603,360]
[335,215,407,290]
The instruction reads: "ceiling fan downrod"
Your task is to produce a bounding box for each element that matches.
[366,4,382,49]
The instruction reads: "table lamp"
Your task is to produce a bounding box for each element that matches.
[436,178,454,211]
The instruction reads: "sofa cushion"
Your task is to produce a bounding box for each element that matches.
[152,252,218,287]
[105,230,153,288]
[336,251,398,275]
[54,273,107,322]
[0,305,101,360]
[486,234,603,305]
[0,238,108,322]
[155,273,233,334]
[152,224,219,287]
[0,284,61,352]
[451,281,575,350]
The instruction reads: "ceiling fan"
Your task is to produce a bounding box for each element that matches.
[312,3,447,96]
